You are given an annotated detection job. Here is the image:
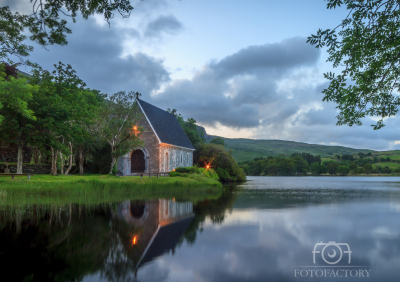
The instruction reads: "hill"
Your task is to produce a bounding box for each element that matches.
[219,138,373,162]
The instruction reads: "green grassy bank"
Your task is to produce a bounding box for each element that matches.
[0,174,222,206]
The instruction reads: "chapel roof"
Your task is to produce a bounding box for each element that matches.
[137,98,195,150]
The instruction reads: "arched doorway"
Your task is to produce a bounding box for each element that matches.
[131,150,145,173]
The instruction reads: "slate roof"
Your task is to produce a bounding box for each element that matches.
[138,215,194,268]
[137,99,195,149]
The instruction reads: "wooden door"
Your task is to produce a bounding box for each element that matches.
[131,150,145,173]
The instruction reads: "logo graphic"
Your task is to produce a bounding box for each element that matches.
[312,241,352,265]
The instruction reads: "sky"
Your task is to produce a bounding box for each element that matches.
[3,0,400,151]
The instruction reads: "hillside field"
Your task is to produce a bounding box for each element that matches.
[222,138,373,162]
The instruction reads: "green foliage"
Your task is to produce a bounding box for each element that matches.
[0,63,38,126]
[308,0,400,129]
[291,156,309,174]
[336,165,350,176]
[291,152,321,165]
[364,163,373,174]
[169,167,221,186]
[341,154,353,161]
[349,163,358,172]
[91,91,143,174]
[194,143,246,182]
[175,167,200,174]
[327,162,339,175]
[241,154,322,176]
[311,162,326,175]
[210,137,225,146]
[382,166,392,174]
[0,7,33,62]
[0,1,135,63]
[170,110,204,147]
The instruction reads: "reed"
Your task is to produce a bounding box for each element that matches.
[0,174,222,206]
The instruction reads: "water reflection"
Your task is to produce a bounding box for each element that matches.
[1,177,400,281]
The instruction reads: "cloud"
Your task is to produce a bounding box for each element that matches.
[25,18,170,95]
[1,0,31,14]
[144,15,183,38]
[149,37,320,129]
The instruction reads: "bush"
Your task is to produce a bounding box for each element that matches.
[194,143,246,182]
[175,167,200,174]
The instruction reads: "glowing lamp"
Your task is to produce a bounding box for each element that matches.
[132,236,137,245]
[206,165,210,169]
[133,126,137,130]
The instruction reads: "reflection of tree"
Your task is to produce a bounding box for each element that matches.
[181,183,238,246]
[0,189,238,281]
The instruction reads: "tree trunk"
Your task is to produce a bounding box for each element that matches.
[17,144,23,174]
[32,147,40,164]
[79,145,84,175]
[60,151,64,175]
[65,142,73,175]
[109,156,117,175]
[50,147,58,176]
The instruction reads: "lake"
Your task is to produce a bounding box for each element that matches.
[1,176,400,281]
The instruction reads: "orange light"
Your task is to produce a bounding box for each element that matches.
[206,165,210,169]
[133,126,137,130]
[132,236,137,245]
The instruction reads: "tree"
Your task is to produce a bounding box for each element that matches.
[364,163,373,174]
[337,165,350,176]
[349,163,358,172]
[0,63,38,173]
[311,162,325,175]
[1,1,134,63]
[210,137,225,146]
[291,156,309,174]
[194,143,246,181]
[308,0,400,129]
[29,62,101,175]
[169,109,204,147]
[327,162,339,175]
[91,91,144,174]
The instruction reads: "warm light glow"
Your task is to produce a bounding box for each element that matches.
[206,165,210,169]
[132,236,137,245]
[133,126,137,130]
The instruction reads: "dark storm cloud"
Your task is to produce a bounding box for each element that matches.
[144,15,182,38]
[26,18,170,94]
[150,37,320,129]
[212,37,320,78]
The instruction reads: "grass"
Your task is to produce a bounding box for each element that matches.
[373,162,400,170]
[0,174,222,206]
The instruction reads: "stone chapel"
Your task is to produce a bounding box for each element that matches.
[117,98,195,176]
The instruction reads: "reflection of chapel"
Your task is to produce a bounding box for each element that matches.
[117,98,195,176]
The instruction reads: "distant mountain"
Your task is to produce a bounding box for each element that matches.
[196,126,374,162]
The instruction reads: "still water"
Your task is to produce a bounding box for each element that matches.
[2,176,400,281]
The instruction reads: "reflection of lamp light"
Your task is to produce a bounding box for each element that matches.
[132,236,137,245]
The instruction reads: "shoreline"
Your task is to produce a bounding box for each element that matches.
[0,174,222,206]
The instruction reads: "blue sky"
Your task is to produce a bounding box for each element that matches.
[3,0,400,150]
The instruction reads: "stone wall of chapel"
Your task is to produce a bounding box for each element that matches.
[159,145,193,172]
[138,116,160,172]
